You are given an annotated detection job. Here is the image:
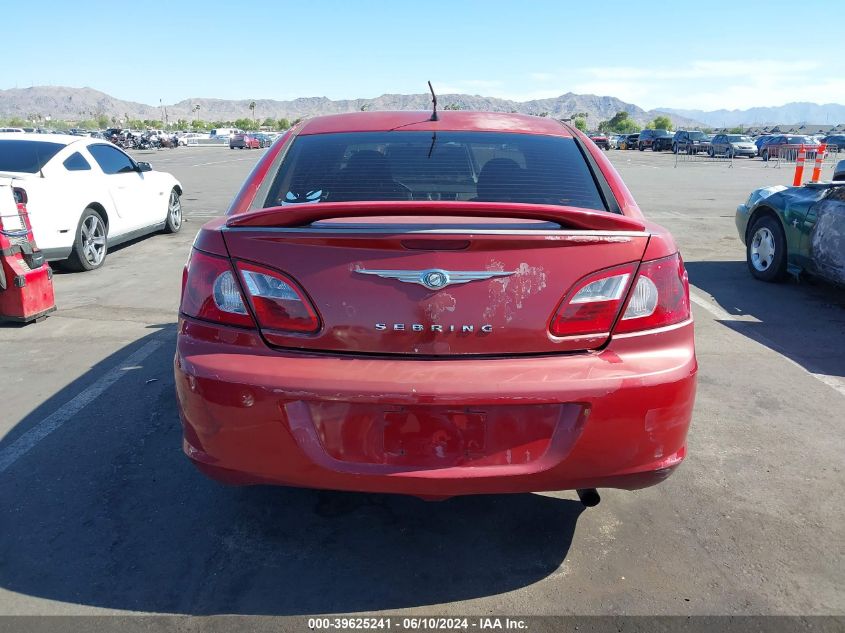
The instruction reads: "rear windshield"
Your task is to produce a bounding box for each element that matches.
[0,140,64,173]
[727,135,752,142]
[263,131,607,211]
[688,131,707,140]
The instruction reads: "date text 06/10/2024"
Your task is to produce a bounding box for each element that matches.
[307,617,529,630]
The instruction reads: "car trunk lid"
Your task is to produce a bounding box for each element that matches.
[223,202,650,356]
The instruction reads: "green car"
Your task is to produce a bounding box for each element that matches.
[735,163,845,285]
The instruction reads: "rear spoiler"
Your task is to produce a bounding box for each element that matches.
[226,201,646,232]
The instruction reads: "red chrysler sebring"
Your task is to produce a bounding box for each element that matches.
[175,110,696,505]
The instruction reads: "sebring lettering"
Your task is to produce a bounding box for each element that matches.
[375,323,494,333]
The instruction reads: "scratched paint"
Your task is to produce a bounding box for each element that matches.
[484,261,548,322]
[810,193,845,286]
[423,293,457,320]
[543,235,632,243]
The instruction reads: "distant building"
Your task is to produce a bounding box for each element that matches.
[713,123,844,136]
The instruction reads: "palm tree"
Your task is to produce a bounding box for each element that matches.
[249,101,256,128]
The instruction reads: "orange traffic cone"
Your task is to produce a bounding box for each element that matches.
[793,145,807,186]
[810,143,827,183]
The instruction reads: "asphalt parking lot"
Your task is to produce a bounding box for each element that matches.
[0,145,843,617]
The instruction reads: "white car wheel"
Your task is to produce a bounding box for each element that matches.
[164,189,182,233]
[66,209,108,272]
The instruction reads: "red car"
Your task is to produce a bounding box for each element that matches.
[230,133,260,149]
[759,135,819,162]
[176,111,696,505]
[587,132,609,150]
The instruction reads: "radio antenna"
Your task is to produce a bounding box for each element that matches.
[428,81,438,121]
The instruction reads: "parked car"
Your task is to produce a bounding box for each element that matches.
[822,134,845,153]
[0,134,182,270]
[654,131,674,151]
[709,134,758,158]
[637,129,673,151]
[175,111,696,503]
[0,128,25,133]
[210,127,238,140]
[230,133,261,149]
[587,132,609,150]
[759,135,818,162]
[619,132,640,150]
[735,160,845,284]
[608,134,624,149]
[252,132,272,148]
[672,130,709,154]
[754,135,776,153]
[178,132,208,146]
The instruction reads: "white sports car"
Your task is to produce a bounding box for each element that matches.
[0,133,183,271]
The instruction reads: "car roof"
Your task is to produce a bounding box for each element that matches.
[296,110,573,137]
[0,132,84,146]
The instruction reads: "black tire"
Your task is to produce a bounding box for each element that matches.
[164,188,182,234]
[65,208,107,272]
[746,215,787,282]
[653,143,660,151]
[708,148,715,157]
[762,150,769,162]
[638,143,645,151]
[672,143,678,154]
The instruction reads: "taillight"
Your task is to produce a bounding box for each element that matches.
[549,264,636,337]
[614,253,690,334]
[180,249,255,328]
[180,250,320,333]
[235,261,320,333]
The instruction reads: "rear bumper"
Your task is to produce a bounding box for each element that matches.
[175,317,697,497]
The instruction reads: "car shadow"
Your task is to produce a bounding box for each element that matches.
[0,326,583,615]
[50,234,175,275]
[686,260,845,379]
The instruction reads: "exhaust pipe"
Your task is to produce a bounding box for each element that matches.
[576,488,601,507]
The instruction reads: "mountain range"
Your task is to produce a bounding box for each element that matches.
[2,86,843,129]
[0,86,703,127]
[659,102,845,127]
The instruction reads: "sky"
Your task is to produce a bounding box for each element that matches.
[3,0,844,112]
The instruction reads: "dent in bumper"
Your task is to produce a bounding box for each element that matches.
[174,318,697,496]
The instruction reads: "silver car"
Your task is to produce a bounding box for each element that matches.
[710,134,758,158]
